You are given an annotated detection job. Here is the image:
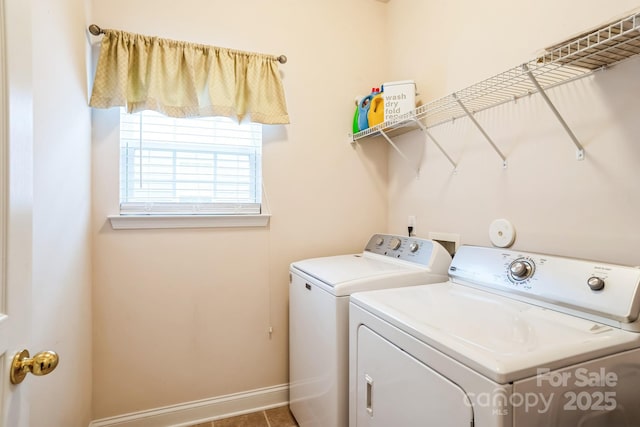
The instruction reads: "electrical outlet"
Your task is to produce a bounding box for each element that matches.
[408,215,416,236]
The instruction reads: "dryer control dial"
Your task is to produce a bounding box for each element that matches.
[587,276,605,291]
[509,259,534,281]
[389,237,402,250]
[409,242,420,253]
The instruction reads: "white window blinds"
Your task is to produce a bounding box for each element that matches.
[119,109,262,215]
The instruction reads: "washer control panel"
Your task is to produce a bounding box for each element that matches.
[364,234,438,266]
[448,245,640,326]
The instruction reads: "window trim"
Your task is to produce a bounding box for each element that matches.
[108,213,270,230]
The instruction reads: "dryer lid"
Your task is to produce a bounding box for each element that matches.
[351,283,640,384]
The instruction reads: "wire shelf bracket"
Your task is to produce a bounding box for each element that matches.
[378,128,422,177]
[413,120,458,172]
[522,64,585,160]
[453,93,508,169]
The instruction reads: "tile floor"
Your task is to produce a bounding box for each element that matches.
[188,406,298,427]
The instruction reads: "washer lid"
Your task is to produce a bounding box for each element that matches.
[291,253,446,296]
[351,283,640,384]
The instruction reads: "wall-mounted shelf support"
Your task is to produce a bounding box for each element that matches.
[522,64,585,160]
[412,120,458,171]
[452,93,508,168]
[379,128,421,176]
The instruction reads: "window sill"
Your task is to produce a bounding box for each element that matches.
[107,214,270,230]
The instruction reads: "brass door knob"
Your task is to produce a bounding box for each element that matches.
[10,349,59,384]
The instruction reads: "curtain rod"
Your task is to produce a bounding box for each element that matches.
[87,24,288,64]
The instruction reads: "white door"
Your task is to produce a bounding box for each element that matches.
[0,0,34,425]
[356,326,474,427]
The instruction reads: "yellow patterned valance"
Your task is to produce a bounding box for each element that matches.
[89,29,290,124]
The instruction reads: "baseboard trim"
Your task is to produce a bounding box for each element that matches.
[89,384,290,427]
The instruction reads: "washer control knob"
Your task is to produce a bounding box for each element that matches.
[509,260,533,281]
[375,236,385,246]
[390,237,402,250]
[587,276,605,291]
[409,242,420,253]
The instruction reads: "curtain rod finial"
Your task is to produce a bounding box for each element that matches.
[88,24,103,36]
[277,55,287,64]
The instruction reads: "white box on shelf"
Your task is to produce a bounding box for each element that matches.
[382,80,416,122]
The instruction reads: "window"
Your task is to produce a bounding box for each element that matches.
[119,109,262,216]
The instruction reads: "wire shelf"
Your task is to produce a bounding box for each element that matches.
[352,12,640,142]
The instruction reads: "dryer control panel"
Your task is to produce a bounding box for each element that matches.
[364,234,441,266]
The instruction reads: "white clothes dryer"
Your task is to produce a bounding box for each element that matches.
[350,245,640,427]
[289,234,451,427]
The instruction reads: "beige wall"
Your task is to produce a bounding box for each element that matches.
[31,0,93,425]
[385,0,640,266]
[90,0,640,420]
[90,0,389,419]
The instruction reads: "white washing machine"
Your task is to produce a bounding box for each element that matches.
[349,245,640,427]
[289,233,452,427]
